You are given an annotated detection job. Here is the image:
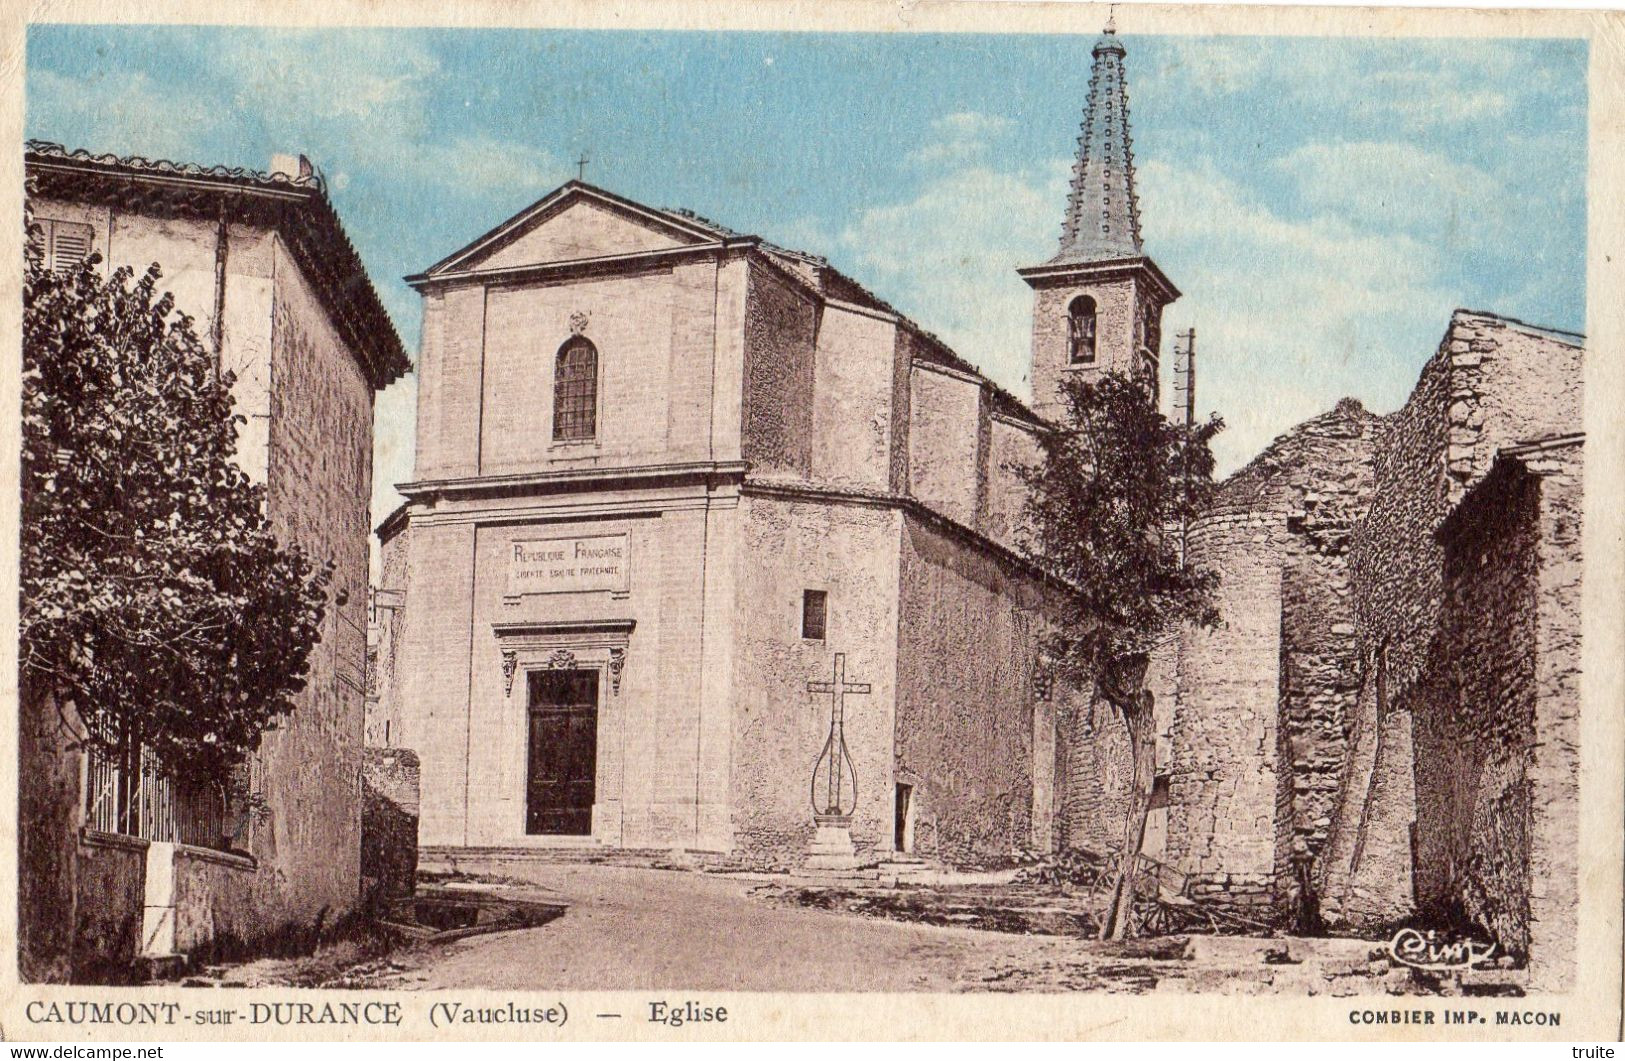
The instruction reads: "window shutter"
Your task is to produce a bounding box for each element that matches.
[49,221,95,273]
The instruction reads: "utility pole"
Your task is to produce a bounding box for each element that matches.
[1172,328,1197,562]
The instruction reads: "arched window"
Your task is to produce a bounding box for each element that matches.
[1068,295,1098,364]
[552,337,598,441]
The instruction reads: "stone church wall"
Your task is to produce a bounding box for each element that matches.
[985,414,1042,549]
[894,516,1065,865]
[908,362,987,529]
[742,262,819,479]
[732,494,901,866]
[811,303,902,492]
[393,520,477,846]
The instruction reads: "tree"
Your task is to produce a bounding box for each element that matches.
[20,211,331,794]
[1017,370,1222,938]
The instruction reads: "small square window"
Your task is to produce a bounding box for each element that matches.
[801,590,827,641]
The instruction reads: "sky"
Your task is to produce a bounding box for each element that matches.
[26,26,1588,537]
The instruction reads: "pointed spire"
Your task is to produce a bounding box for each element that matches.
[1055,20,1143,264]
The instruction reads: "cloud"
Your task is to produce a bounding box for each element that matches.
[810,139,1466,475]
[212,30,440,128]
[1272,140,1497,234]
[908,110,1015,166]
[393,135,564,198]
[823,158,1066,394]
[26,68,228,161]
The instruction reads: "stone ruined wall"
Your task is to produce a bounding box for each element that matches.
[1253,403,1377,901]
[1325,312,1583,929]
[1526,446,1581,991]
[894,516,1066,866]
[1410,443,1581,988]
[742,262,819,479]
[1166,511,1284,911]
[1419,462,1539,955]
[361,748,421,903]
[254,235,373,935]
[732,495,901,867]
[1160,400,1376,914]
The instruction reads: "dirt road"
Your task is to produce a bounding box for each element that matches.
[352,863,1164,992]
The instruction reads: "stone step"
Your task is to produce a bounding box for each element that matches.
[133,953,189,983]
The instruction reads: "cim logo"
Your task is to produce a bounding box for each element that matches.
[1388,927,1498,971]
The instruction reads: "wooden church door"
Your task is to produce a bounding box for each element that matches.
[525,668,598,835]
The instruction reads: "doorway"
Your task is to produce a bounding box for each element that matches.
[525,668,598,835]
[894,783,914,853]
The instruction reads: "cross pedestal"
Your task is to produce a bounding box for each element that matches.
[806,813,860,871]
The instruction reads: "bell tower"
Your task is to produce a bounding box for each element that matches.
[1019,19,1179,423]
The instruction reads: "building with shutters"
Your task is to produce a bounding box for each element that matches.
[20,142,409,981]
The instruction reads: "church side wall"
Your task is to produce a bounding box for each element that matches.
[416,283,485,479]
[742,262,818,478]
[811,304,898,492]
[894,517,1060,865]
[732,495,901,866]
[907,363,986,529]
[985,414,1041,550]
[395,521,476,846]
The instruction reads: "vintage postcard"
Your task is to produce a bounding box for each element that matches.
[2,0,1622,1043]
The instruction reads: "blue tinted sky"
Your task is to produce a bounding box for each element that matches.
[26,26,1588,527]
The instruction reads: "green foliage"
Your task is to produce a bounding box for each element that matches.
[1017,371,1223,688]
[21,210,331,783]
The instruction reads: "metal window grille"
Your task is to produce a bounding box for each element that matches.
[1069,297,1098,364]
[84,736,227,849]
[801,589,827,640]
[552,338,598,441]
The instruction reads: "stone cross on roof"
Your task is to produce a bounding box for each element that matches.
[1054,20,1144,265]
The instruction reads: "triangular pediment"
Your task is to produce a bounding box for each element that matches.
[422,183,724,276]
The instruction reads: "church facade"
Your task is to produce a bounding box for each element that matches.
[375,25,1174,869]
[377,173,1124,864]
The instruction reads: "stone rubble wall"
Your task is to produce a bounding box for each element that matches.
[361,748,421,903]
[1413,442,1580,989]
[1326,313,1582,931]
[1159,310,1581,948]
